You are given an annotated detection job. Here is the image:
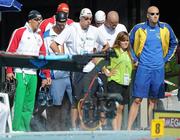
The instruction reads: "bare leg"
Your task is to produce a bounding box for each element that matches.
[127,98,142,130]
[148,99,157,127]
[71,108,78,129]
[112,104,124,130]
[116,105,124,130]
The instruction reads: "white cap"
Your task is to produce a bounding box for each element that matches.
[95,10,106,23]
[79,8,92,18]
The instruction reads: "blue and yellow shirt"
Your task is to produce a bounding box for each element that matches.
[129,21,178,67]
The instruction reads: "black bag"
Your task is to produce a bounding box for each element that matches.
[0,79,17,97]
[37,86,53,107]
[0,79,17,107]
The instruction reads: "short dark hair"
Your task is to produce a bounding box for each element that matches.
[28,10,42,20]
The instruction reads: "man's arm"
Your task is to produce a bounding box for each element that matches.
[129,26,139,63]
[50,41,64,54]
[6,28,26,80]
[50,25,70,54]
[163,24,178,62]
[97,30,110,52]
[101,42,110,52]
[39,39,52,86]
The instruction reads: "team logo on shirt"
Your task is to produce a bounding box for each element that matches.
[156,33,160,39]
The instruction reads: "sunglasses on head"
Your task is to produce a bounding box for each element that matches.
[149,13,159,16]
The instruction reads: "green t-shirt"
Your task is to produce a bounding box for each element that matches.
[107,48,132,85]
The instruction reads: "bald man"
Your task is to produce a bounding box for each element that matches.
[127,6,178,130]
[97,11,128,130]
[98,11,127,49]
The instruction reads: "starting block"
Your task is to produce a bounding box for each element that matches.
[0,92,12,132]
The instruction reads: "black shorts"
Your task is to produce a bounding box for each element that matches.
[107,80,130,105]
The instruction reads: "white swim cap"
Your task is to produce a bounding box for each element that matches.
[95,10,106,23]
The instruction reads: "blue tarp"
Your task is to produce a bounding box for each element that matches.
[0,0,22,12]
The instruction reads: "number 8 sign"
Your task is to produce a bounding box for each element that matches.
[151,119,164,138]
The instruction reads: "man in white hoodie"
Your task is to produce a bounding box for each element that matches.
[6,10,51,131]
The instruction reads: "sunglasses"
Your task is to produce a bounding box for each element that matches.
[149,13,159,16]
[83,17,92,21]
[33,17,42,22]
[96,22,104,25]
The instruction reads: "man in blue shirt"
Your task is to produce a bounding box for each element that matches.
[127,6,178,130]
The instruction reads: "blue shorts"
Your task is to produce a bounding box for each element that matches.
[50,77,72,105]
[133,66,165,99]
